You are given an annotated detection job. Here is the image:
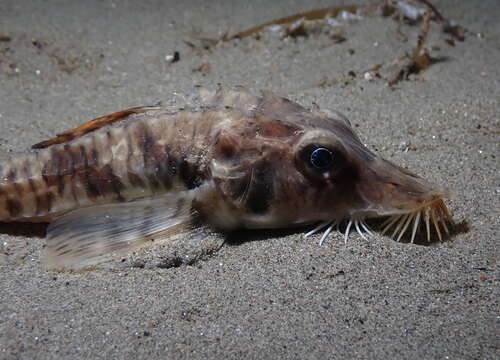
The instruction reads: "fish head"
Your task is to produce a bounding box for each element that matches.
[205,95,453,241]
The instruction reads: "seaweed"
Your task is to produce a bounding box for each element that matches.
[228,5,364,41]
[190,0,464,48]
[185,1,464,89]
[185,5,366,50]
[417,0,465,41]
[388,13,432,86]
[388,12,444,86]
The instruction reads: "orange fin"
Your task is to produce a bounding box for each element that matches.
[32,106,160,149]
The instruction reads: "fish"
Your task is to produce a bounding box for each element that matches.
[0,87,454,270]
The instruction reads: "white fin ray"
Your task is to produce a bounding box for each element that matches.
[354,220,368,240]
[304,218,376,245]
[396,213,414,242]
[425,209,431,242]
[304,201,452,246]
[303,220,331,239]
[440,216,450,234]
[344,220,353,244]
[381,215,403,236]
[360,220,374,236]
[430,208,443,241]
[391,214,409,239]
[410,211,421,244]
[318,224,334,246]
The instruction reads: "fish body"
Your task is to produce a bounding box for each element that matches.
[0,88,453,269]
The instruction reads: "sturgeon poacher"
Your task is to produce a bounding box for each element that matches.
[0,88,453,269]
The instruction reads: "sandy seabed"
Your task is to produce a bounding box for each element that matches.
[0,1,498,359]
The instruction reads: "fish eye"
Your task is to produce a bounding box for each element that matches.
[310,147,334,170]
[296,141,347,178]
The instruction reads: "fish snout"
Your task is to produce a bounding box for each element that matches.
[357,157,453,217]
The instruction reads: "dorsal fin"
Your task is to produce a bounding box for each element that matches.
[32,106,160,149]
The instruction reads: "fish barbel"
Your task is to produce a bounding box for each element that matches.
[0,87,454,269]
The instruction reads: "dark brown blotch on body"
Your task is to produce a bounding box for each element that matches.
[80,144,124,200]
[138,124,173,191]
[127,171,146,189]
[22,159,42,215]
[102,164,125,201]
[179,156,203,190]
[6,168,24,199]
[245,160,275,214]
[165,145,179,178]
[84,164,125,201]
[81,145,101,199]
[6,167,17,183]
[6,198,22,218]
[41,147,77,197]
[141,132,162,190]
[63,145,80,203]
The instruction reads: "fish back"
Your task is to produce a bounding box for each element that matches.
[0,91,252,221]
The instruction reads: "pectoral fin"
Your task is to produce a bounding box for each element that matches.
[43,190,198,270]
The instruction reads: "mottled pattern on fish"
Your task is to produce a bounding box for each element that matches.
[0,90,253,221]
[0,87,454,269]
